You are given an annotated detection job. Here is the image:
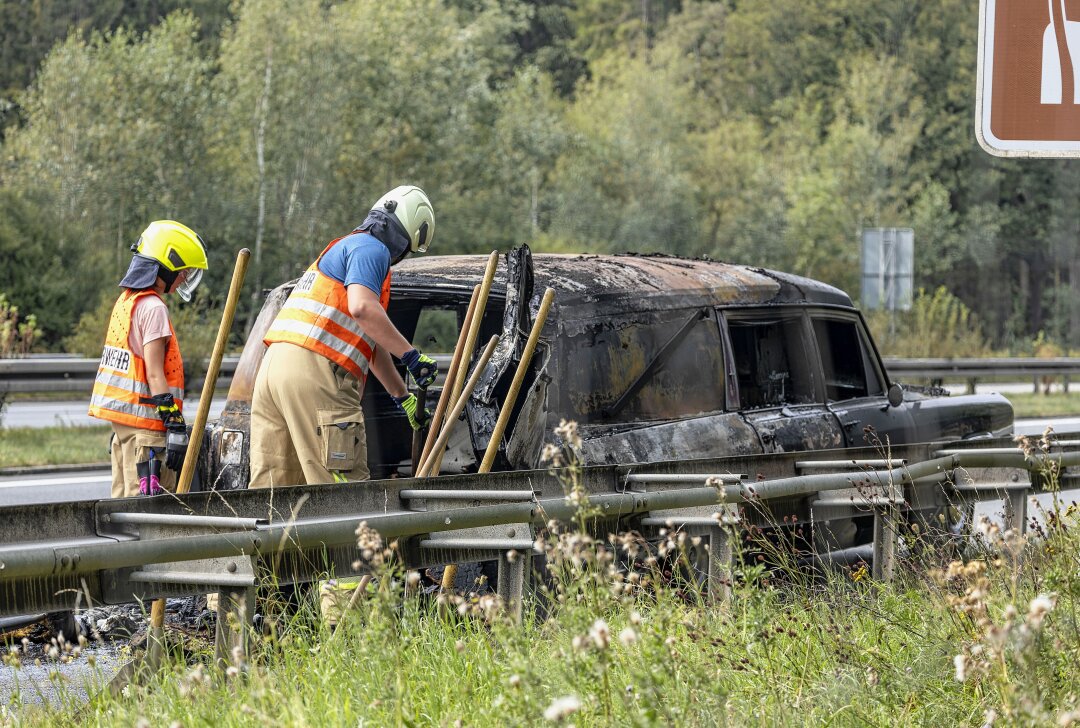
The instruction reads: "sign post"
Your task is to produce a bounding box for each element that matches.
[977,0,1080,157]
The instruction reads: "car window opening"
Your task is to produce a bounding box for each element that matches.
[812,317,883,401]
[728,316,815,409]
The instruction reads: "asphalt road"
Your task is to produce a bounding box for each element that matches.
[0,470,111,506]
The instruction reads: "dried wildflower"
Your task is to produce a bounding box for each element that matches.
[953,654,968,682]
[455,640,465,653]
[1028,594,1056,628]
[619,627,638,647]
[543,695,581,722]
[509,674,522,689]
[354,521,387,567]
[589,619,611,650]
[629,611,642,626]
[540,443,562,465]
[571,635,585,652]
[225,665,239,680]
[1057,709,1080,726]
[553,419,582,451]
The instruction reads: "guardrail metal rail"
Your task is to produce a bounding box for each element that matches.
[0,355,454,394]
[1,435,1075,663]
[883,356,1080,393]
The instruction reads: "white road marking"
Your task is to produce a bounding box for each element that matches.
[0,474,109,489]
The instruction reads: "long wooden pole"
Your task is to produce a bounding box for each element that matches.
[478,288,555,473]
[145,248,250,675]
[427,253,499,475]
[417,335,500,478]
[417,285,479,475]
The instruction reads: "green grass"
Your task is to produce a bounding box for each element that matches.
[5,437,1080,726]
[8,483,1080,726]
[0,425,111,468]
[1005,391,1080,418]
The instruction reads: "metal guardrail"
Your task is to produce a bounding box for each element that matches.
[0,436,1074,661]
[1,356,1077,395]
[0,356,241,394]
[0,354,455,393]
[883,356,1080,393]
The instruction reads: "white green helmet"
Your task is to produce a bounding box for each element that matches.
[373,185,434,253]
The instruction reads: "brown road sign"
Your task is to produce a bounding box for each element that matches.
[977,0,1080,156]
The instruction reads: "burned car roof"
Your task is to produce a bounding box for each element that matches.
[393,253,852,317]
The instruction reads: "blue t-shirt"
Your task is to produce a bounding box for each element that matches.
[317,232,391,295]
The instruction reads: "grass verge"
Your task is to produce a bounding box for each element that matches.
[0,425,111,468]
[1005,391,1080,418]
[5,430,1080,726]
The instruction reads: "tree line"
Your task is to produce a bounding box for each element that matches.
[0,0,1076,354]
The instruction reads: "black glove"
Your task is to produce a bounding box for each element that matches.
[392,393,432,431]
[164,427,189,473]
[400,348,438,389]
[144,393,188,472]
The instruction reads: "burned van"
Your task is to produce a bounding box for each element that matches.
[199,247,1012,491]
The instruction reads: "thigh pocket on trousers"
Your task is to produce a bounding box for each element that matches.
[133,431,167,467]
[317,410,365,473]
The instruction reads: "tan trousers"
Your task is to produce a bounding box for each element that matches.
[249,342,371,488]
[109,422,178,498]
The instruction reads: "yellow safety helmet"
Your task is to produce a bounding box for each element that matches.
[131,220,208,302]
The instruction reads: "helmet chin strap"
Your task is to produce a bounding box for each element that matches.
[157,264,180,292]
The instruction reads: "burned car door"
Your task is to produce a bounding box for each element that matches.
[563,307,761,465]
[809,311,916,448]
[721,309,845,453]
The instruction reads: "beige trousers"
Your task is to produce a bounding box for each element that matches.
[109,422,178,498]
[249,342,371,488]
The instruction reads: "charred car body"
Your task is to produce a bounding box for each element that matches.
[200,247,1012,497]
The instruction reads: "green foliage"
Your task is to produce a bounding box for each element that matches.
[866,286,988,358]
[0,290,41,357]
[1,0,1080,351]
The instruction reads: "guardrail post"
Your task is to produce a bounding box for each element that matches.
[871,481,902,582]
[708,524,734,604]
[1004,487,1028,535]
[496,549,527,623]
[215,584,255,670]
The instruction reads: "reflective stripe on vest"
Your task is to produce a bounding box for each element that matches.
[88,289,185,431]
[263,235,392,381]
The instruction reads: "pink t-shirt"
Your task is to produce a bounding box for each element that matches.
[128,294,173,355]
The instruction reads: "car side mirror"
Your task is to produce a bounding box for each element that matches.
[886,383,904,408]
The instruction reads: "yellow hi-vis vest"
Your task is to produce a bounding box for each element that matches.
[88,290,185,431]
[263,236,392,382]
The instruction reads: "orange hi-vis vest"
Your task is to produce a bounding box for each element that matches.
[263,236,392,382]
[88,290,185,431]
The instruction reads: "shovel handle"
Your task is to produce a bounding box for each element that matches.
[411,386,428,477]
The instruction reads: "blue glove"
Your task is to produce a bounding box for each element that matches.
[392,393,431,431]
[401,348,438,388]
